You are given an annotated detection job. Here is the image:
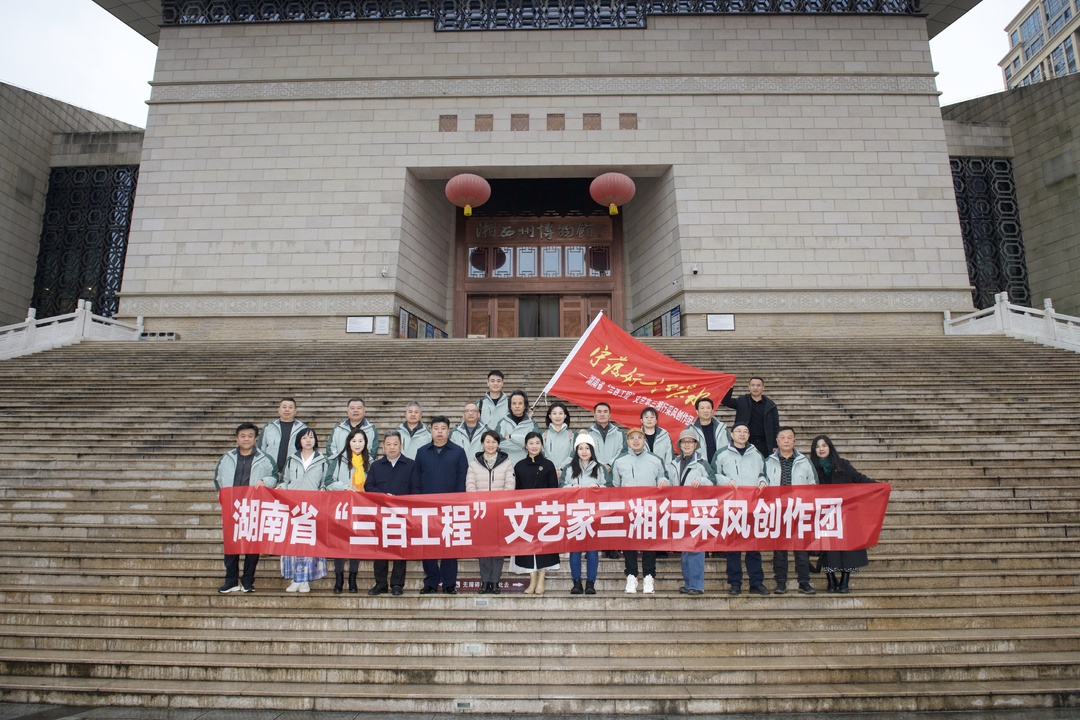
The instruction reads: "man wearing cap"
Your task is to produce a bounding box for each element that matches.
[764,426,817,594]
[668,429,714,595]
[721,377,780,459]
[612,427,668,594]
[715,422,770,596]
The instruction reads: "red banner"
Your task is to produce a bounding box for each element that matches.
[542,313,737,446]
[220,484,890,559]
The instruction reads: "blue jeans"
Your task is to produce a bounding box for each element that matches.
[725,551,764,588]
[569,551,598,582]
[681,552,705,592]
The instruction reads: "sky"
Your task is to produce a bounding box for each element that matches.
[0,0,1026,129]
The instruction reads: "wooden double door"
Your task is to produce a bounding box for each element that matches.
[467,294,611,338]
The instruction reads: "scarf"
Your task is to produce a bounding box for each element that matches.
[351,454,367,491]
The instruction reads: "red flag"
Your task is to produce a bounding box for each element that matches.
[543,313,737,446]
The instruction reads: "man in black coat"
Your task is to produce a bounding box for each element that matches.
[721,377,780,459]
[410,416,469,594]
[364,430,415,596]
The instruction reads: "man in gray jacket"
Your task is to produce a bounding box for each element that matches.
[213,423,277,594]
[450,401,486,457]
[587,402,626,476]
[764,426,817,595]
[613,427,668,594]
[257,397,308,480]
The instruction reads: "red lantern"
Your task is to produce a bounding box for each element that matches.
[445,174,491,217]
[590,172,636,215]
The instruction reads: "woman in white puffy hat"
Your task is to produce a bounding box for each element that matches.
[560,433,606,595]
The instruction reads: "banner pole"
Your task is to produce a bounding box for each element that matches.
[541,311,605,395]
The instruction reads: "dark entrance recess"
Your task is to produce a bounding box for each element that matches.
[456,178,623,338]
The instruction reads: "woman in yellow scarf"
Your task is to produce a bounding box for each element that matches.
[326,426,372,592]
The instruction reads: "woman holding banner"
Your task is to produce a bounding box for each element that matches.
[467,430,516,594]
[278,428,329,593]
[561,434,606,595]
[325,427,370,593]
[809,435,876,593]
[511,432,560,595]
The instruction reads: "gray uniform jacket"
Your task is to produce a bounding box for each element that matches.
[645,427,674,468]
[764,450,816,486]
[667,452,714,487]
[325,418,378,465]
[612,449,668,487]
[477,392,509,428]
[281,451,328,491]
[496,415,540,466]
[451,421,488,458]
[688,419,733,466]
[213,449,277,490]
[560,461,607,488]
[715,445,767,487]
[542,425,574,474]
[398,422,432,460]
[257,419,309,473]
[586,423,627,470]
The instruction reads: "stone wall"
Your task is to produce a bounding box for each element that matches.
[943,74,1080,317]
[0,84,141,324]
[121,15,974,338]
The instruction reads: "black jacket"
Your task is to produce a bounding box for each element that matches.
[722,388,780,449]
[365,455,416,496]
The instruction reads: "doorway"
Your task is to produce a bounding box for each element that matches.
[466,294,612,338]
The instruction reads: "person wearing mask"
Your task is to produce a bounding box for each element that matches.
[325,426,371,593]
[715,422,769,596]
[809,435,876,594]
[278,428,328,593]
[411,416,469,594]
[561,434,606,595]
[364,430,416,596]
[213,423,277,594]
[466,429,516,594]
[612,427,668,594]
[764,426,817,595]
[668,429,713,596]
[511,432,560,595]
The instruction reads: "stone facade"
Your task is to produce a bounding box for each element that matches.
[119,15,975,338]
[943,74,1080,317]
[0,83,141,324]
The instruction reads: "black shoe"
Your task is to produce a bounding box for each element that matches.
[687,588,704,595]
[839,572,851,594]
[827,572,839,593]
[774,584,787,595]
[443,586,457,594]
[584,581,596,595]
[368,585,388,596]
[571,580,584,595]
[491,584,501,595]
[333,572,344,594]
[419,586,436,595]
[478,584,489,594]
[798,583,816,595]
[750,584,770,596]
[679,586,689,594]
[604,550,621,560]
[348,573,358,594]
[728,586,742,595]
[391,586,403,596]
[240,584,254,593]
[217,582,241,594]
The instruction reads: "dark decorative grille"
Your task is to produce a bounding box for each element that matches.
[163,0,915,30]
[31,166,139,319]
[950,157,1028,310]
[469,178,611,217]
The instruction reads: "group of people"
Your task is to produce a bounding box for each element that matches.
[213,371,875,597]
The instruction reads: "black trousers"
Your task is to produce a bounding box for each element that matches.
[773,550,811,585]
[333,558,360,574]
[624,550,657,578]
[223,553,259,587]
[373,559,406,588]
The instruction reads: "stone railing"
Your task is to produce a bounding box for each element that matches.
[944,292,1080,353]
[0,301,144,361]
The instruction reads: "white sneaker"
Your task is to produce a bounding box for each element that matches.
[625,574,638,594]
[285,581,300,593]
[298,582,310,593]
[643,575,655,594]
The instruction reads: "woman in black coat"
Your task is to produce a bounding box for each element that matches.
[511,432,560,595]
[810,435,876,594]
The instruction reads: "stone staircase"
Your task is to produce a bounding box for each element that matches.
[0,335,1078,713]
